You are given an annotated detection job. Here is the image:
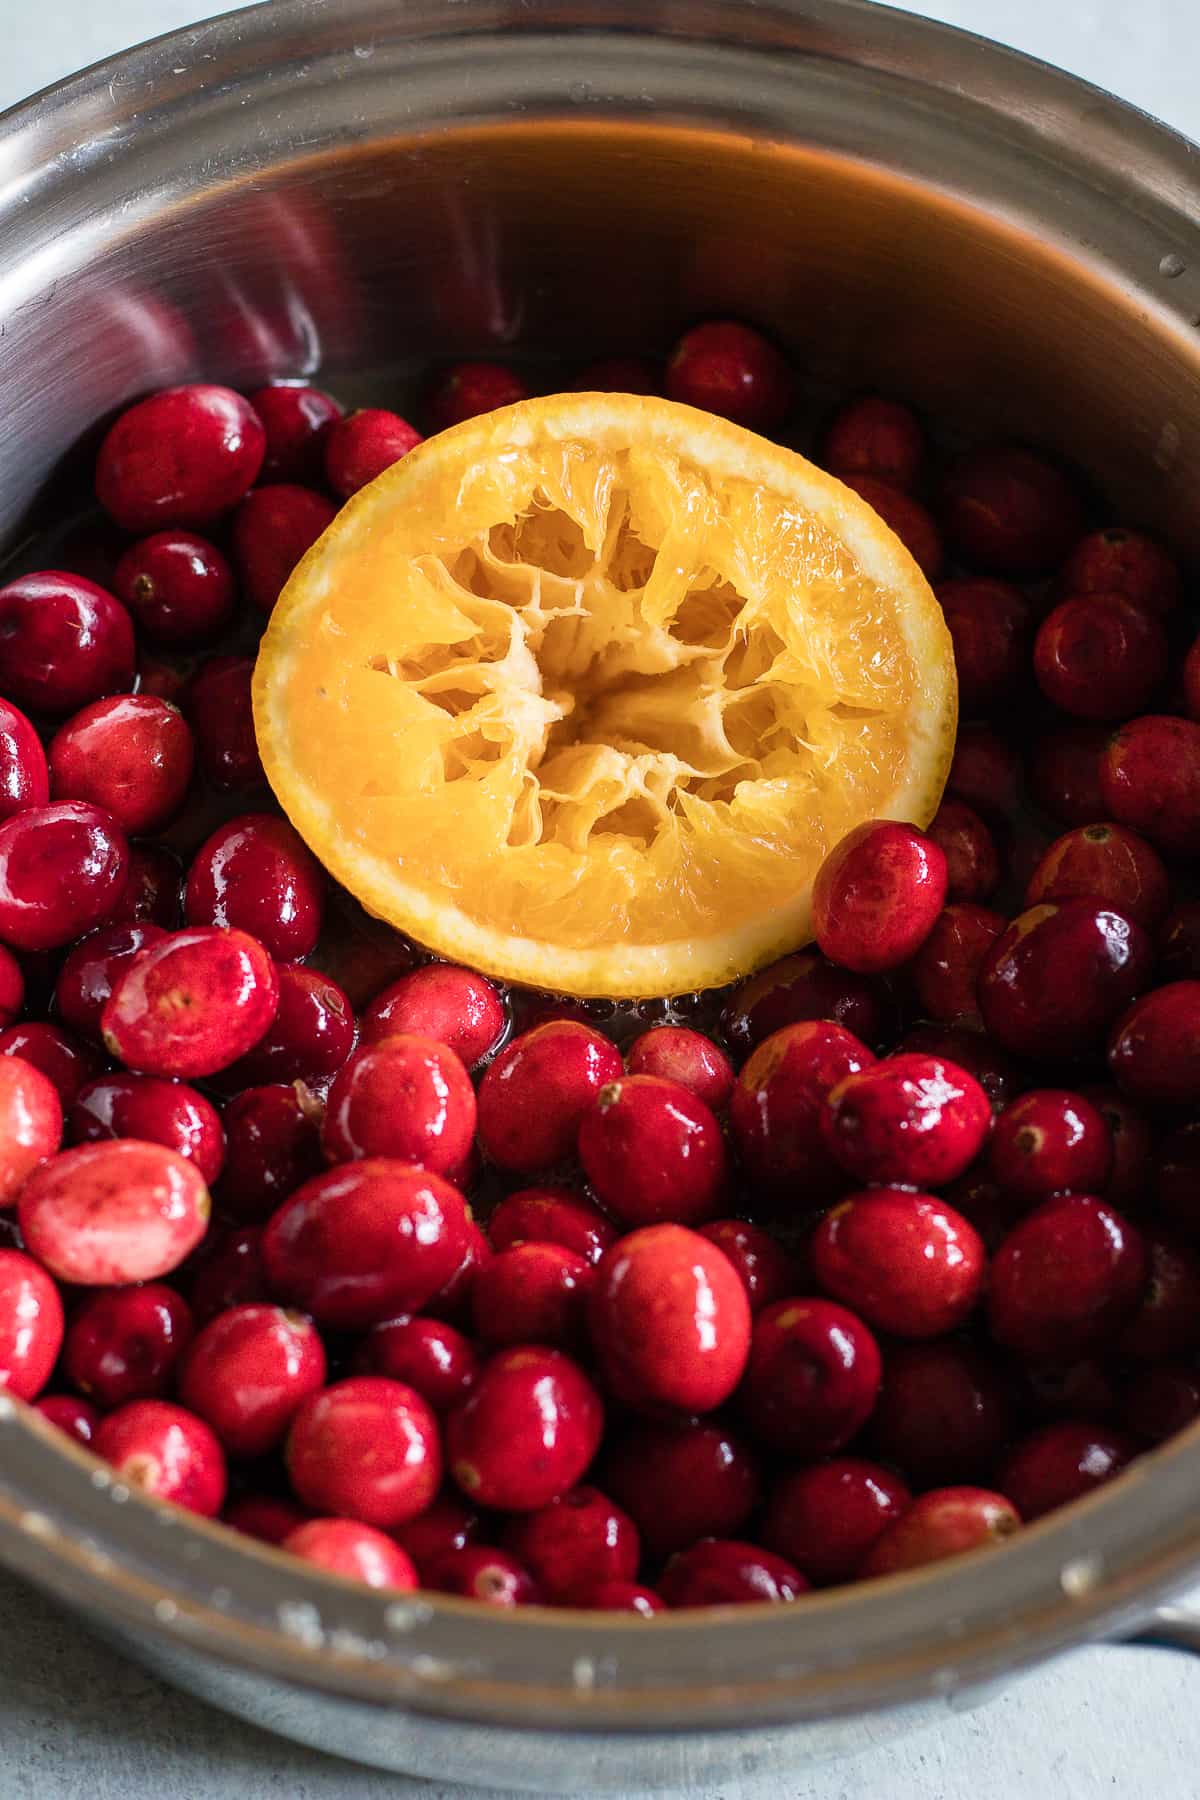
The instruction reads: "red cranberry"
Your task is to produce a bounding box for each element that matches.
[0,948,22,1031]
[601,1418,760,1560]
[488,1186,617,1265]
[472,1241,593,1350]
[589,1224,750,1414]
[187,1224,267,1323]
[871,1342,1016,1486]
[362,963,505,1069]
[0,801,129,952]
[927,800,1001,903]
[430,1546,541,1606]
[249,383,342,484]
[1034,593,1167,721]
[477,1021,622,1173]
[813,1189,986,1338]
[665,320,794,431]
[738,1296,881,1456]
[180,1302,326,1457]
[1025,822,1170,933]
[697,1219,797,1314]
[0,1249,63,1398]
[424,1219,492,1327]
[186,657,264,792]
[989,1089,1112,1205]
[660,1538,807,1607]
[721,950,892,1058]
[0,699,48,820]
[392,1489,482,1579]
[581,1581,665,1615]
[1118,1363,1200,1445]
[502,1485,639,1604]
[988,1193,1147,1359]
[262,1158,469,1328]
[185,815,325,964]
[1068,1087,1148,1218]
[231,484,337,614]
[572,356,660,394]
[1021,1358,1117,1426]
[283,1518,416,1590]
[1116,1231,1200,1359]
[55,922,167,1042]
[1109,982,1200,1106]
[939,446,1085,576]
[1156,1121,1200,1239]
[93,1398,226,1516]
[447,1345,603,1511]
[323,408,423,497]
[69,1073,223,1183]
[1100,715,1200,858]
[731,1019,875,1196]
[763,1458,911,1586]
[945,1168,1028,1253]
[978,901,1152,1062]
[320,1036,474,1178]
[227,964,353,1090]
[0,572,135,716]
[63,1281,193,1409]
[0,1054,61,1206]
[0,1022,102,1107]
[822,1054,991,1189]
[106,843,183,929]
[49,696,193,836]
[425,363,530,433]
[19,1140,211,1285]
[999,1422,1135,1521]
[134,655,187,705]
[861,1486,1020,1576]
[355,1315,479,1413]
[1160,903,1200,982]
[843,476,944,579]
[95,384,265,531]
[945,728,1022,828]
[1060,526,1180,617]
[217,1082,322,1222]
[937,578,1031,712]
[35,1392,100,1445]
[821,395,924,490]
[578,1075,726,1229]
[813,821,947,974]
[286,1374,440,1526]
[1030,724,1108,827]
[911,904,1007,1024]
[625,1026,733,1111]
[102,926,279,1079]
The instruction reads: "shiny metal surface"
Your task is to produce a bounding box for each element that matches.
[2,0,1200,1783]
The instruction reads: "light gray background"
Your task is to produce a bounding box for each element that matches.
[3,1,1200,1795]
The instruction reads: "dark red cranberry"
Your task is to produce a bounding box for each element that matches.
[1079,1084,1153,1212]
[843,476,944,579]
[730,1019,874,1197]
[1185,636,1200,723]
[323,408,423,497]
[217,1082,323,1222]
[937,578,1031,711]
[911,904,1007,1024]
[502,1485,639,1604]
[946,725,1023,822]
[1099,715,1200,858]
[1116,1231,1200,1359]
[571,356,660,394]
[990,1089,1112,1205]
[1034,593,1167,721]
[1156,1121,1200,1239]
[487,1186,617,1265]
[697,1219,797,1314]
[1117,1363,1200,1445]
[0,572,135,716]
[665,321,793,431]
[447,1345,603,1511]
[1109,982,1200,1106]
[763,1458,911,1586]
[1021,1357,1117,1426]
[284,1518,417,1590]
[424,1219,492,1328]
[361,963,505,1069]
[95,384,266,531]
[20,1139,211,1286]
[1029,724,1108,827]
[589,1224,751,1415]
[578,1075,726,1229]
[720,950,892,1058]
[0,801,129,953]
[55,922,167,1043]
[0,1249,63,1398]
[0,1054,61,1207]
[861,1486,1020,1576]
[977,901,1152,1062]
[180,1302,326,1457]
[1060,526,1180,616]
[63,1282,193,1409]
[476,1020,622,1173]
[738,1295,881,1456]
[945,1169,1031,1253]
[999,1422,1135,1521]
[626,1026,733,1111]
[249,383,342,484]
[581,1581,665,1614]
[231,484,337,613]
[102,926,279,1079]
[988,1193,1147,1359]
[0,699,48,820]
[93,1398,226,1516]
[49,696,193,837]
[425,363,530,433]
[822,1054,991,1189]
[286,1374,440,1526]
[105,843,183,929]
[1025,823,1170,932]
[659,1539,807,1607]
[68,1071,223,1183]
[821,395,924,490]
[939,445,1085,577]
[185,657,265,792]
[601,1418,760,1560]
[430,1546,541,1606]
[35,1392,100,1445]
[0,948,22,1031]
[472,1241,593,1350]
[813,821,947,974]
[1160,903,1200,983]
[927,800,1001,903]
[895,1027,1020,1119]
[187,1224,267,1323]
[813,1189,986,1338]
[228,964,354,1090]
[392,1489,482,1580]
[355,1314,480,1413]
[185,814,325,964]
[134,653,187,705]
[0,1021,103,1107]
[871,1341,1016,1487]
[321,1036,475,1177]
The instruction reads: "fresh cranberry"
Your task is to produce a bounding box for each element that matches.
[179,1302,326,1457]
[1060,526,1180,616]
[720,951,892,1058]
[425,363,530,433]
[249,383,342,484]
[35,1393,100,1445]
[738,1296,881,1456]
[911,904,1007,1024]
[1116,1231,1200,1359]
[0,1022,102,1107]
[571,356,661,394]
[392,1490,483,1580]
[589,1224,750,1414]
[0,1249,63,1398]
[988,1193,1146,1359]
[286,1374,440,1526]
[946,725,1024,822]
[1025,822,1170,933]
[231,484,337,614]
[665,321,794,431]
[477,1020,622,1173]
[730,1019,875,1196]
[813,821,947,974]
[424,1219,492,1328]
[1034,593,1167,721]
[999,1422,1135,1521]
[821,395,924,490]
[487,1186,617,1265]
[871,1341,1016,1486]
[49,696,193,836]
[1022,1358,1118,1426]
[187,1224,267,1323]
[323,408,423,497]
[355,1314,480,1413]
[63,1282,193,1409]
[937,578,1031,711]
[502,1485,639,1603]
[447,1345,603,1511]
[1118,1363,1200,1445]
[471,1242,593,1350]
[822,1054,991,1189]
[361,963,505,1069]
[842,476,944,578]
[989,1089,1112,1206]
[978,901,1152,1061]
[577,1075,726,1229]
[813,1189,986,1338]
[1079,1084,1153,1212]
[1029,724,1108,826]
[93,1398,226,1516]
[55,922,167,1043]
[19,1140,211,1285]
[860,1486,1020,1576]
[184,815,325,963]
[95,384,265,531]
[944,1168,1028,1253]
[581,1581,665,1615]
[0,1054,61,1206]
[1160,903,1200,982]
[106,843,183,929]
[0,573,135,715]
[319,1036,474,1179]
[939,445,1084,576]
[1156,1121,1200,1239]
[625,1026,733,1111]
[226,964,353,1091]
[762,1458,911,1586]
[0,801,129,952]
[1109,982,1200,1105]
[102,926,279,1079]
[696,1220,797,1313]
[0,699,48,820]
[0,948,22,1031]
[284,1518,417,1589]
[134,654,188,705]
[217,1082,323,1222]
[186,657,265,792]
[660,1538,807,1607]
[262,1159,469,1328]
[601,1418,760,1559]
[927,800,1001,903]
[431,1546,541,1606]
[1100,715,1200,858]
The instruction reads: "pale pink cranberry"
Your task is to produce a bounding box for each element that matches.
[0,1054,62,1207]
[626,1026,734,1110]
[861,1486,1020,1576]
[18,1140,211,1284]
[284,1518,417,1589]
[0,1249,63,1398]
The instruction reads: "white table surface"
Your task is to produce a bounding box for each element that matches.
[3,2,1200,1796]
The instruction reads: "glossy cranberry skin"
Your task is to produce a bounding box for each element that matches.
[722,951,892,1059]
[286,1374,440,1526]
[323,408,423,497]
[1034,592,1167,721]
[392,1489,482,1579]
[284,1518,417,1590]
[999,1422,1135,1522]
[186,657,264,792]
[424,363,530,433]
[978,901,1152,1062]
[572,356,661,395]
[93,1399,226,1516]
[49,696,193,837]
[763,1459,911,1586]
[662,1538,809,1607]
[821,395,924,490]
[187,1224,267,1323]
[425,1219,492,1327]
[730,1019,875,1196]
[578,1075,726,1229]
[814,1189,986,1339]
[0,948,22,1032]
[431,1546,541,1606]
[946,725,1024,823]
[227,964,352,1091]
[217,1082,322,1221]
[896,1023,1024,1117]
[582,1581,665,1615]
[0,699,48,821]
[822,1054,991,1189]
[1117,1231,1200,1359]
[0,1249,63,1398]
[262,1159,469,1328]
[697,1220,797,1314]
[1060,526,1180,617]
[502,1485,640,1603]
[95,384,265,531]
[939,446,1084,576]
[624,1026,733,1111]
[0,1054,61,1206]
[231,484,337,614]
[1070,1085,1148,1215]
[1025,822,1170,933]
[813,821,947,974]
[602,1418,760,1560]
[665,321,794,431]
[927,800,1000,903]
[447,1346,603,1511]
[185,815,325,964]
[0,1022,101,1108]
[1100,715,1200,858]
[488,1187,617,1266]
[356,1315,480,1413]
[843,476,944,579]
[871,1342,1016,1487]
[937,578,1031,712]
[1160,903,1200,983]
[589,1224,751,1414]
[861,1486,1020,1577]
[0,802,129,953]
[35,1393,100,1445]
[1030,724,1108,827]
[55,922,167,1043]
[472,1242,593,1350]
[362,963,505,1069]
[63,1282,193,1409]
[19,1140,211,1285]
[0,572,135,716]
[102,926,279,1079]
[989,1089,1112,1205]
[988,1194,1147,1360]
[1118,1363,1200,1445]
[477,1021,622,1173]
[911,904,1007,1025]
[114,531,236,646]
[1109,982,1200,1106]
[738,1296,881,1456]
[179,1302,326,1456]
[321,1036,474,1178]
[250,383,343,484]
[107,843,183,929]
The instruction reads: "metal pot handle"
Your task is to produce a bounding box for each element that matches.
[1127,1606,1200,1653]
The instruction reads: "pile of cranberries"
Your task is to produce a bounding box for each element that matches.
[0,321,1197,1614]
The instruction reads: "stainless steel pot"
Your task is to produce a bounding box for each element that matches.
[1,1,1200,1788]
